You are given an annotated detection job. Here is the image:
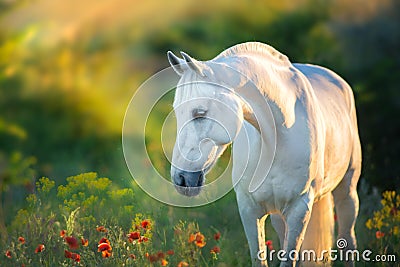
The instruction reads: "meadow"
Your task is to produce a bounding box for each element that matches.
[0,0,399,266]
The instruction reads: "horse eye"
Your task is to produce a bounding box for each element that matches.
[192,108,207,119]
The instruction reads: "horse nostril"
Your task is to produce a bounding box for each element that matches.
[198,173,204,186]
[178,173,186,186]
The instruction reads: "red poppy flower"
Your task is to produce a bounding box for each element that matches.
[65,250,80,262]
[81,238,89,246]
[101,250,112,258]
[265,240,273,250]
[5,250,11,259]
[96,226,107,233]
[98,237,110,245]
[129,254,136,259]
[141,220,151,230]
[161,259,168,266]
[35,244,45,253]
[157,251,165,259]
[18,236,25,244]
[147,254,158,263]
[98,237,112,258]
[178,261,189,267]
[65,250,72,259]
[188,232,207,247]
[71,253,81,262]
[98,242,112,252]
[139,236,149,243]
[188,234,195,243]
[214,232,221,241]
[128,231,141,242]
[60,230,66,238]
[194,232,206,248]
[166,249,174,255]
[376,231,385,239]
[65,236,79,250]
[210,246,221,254]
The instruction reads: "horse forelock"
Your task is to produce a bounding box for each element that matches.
[173,72,209,108]
[173,68,234,109]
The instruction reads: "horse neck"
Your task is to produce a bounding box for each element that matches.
[219,55,298,129]
[217,54,315,193]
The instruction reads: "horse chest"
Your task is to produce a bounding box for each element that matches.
[232,123,309,212]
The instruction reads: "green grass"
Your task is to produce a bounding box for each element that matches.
[1,173,399,266]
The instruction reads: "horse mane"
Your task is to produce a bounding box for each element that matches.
[214,42,290,65]
[214,42,296,128]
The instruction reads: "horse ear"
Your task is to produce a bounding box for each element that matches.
[167,51,186,76]
[180,52,209,77]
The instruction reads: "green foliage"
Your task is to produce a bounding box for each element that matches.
[334,2,400,189]
[0,117,36,237]
[63,207,80,236]
[0,25,124,192]
[0,118,26,140]
[4,172,222,266]
[58,173,124,228]
[36,177,55,194]
[173,221,204,265]
[56,172,135,228]
[9,172,135,234]
[365,191,400,261]
[0,113,35,193]
[0,151,36,191]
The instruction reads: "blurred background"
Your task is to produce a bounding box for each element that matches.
[0,0,399,264]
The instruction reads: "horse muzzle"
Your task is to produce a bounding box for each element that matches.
[171,168,204,197]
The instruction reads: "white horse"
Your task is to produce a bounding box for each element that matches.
[167,42,361,267]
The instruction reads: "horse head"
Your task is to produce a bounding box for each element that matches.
[167,51,245,196]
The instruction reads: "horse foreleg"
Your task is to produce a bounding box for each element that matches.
[281,191,314,267]
[236,191,268,266]
[271,214,285,249]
